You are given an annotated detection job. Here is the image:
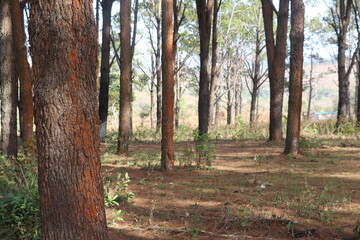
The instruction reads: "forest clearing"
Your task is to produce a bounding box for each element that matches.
[100,128,360,240]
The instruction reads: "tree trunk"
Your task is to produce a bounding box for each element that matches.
[161,0,175,171]
[196,0,213,135]
[249,88,258,125]
[11,0,34,157]
[337,33,350,128]
[261,0,289,142]
[0,0,17,159]
[99,0,114,141]
[307,56,314,118]
[357,53,360,125]
[29,1,108,239]
[226,64,233,125]
[150,80,155,128]
[118,0,132,154]
[284,0,304,155]
[156,15,162,132]
[209,0,219,128]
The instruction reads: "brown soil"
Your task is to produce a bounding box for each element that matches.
[102,140,360,240]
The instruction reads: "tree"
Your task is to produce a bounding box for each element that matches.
[99,0,115,141]
[284,0,305,155]
[354,0,360,125]
[196,0,213,135]
[118,0,132,154]
[324,0,356,129]
[29,1,108,238]
[244,3,267,126]
[11,0,34,157]
[0,0,17,159]
[161,0,175,170]
[261,0,289,142]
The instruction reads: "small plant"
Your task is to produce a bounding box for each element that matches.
[130,151,160,169]
[193,131,215,168]
[103,171,135,207]
[353,216,360,236]
[0,159,40,240]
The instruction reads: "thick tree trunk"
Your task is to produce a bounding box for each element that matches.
[10,0,34,156]
[196,0,213,135]
[0,0,17,159]
[118,0,132,154]
[284,0,304,155]
[161,0,175,171]
[261,0,289,142]
[29,1,108,239]
[99,0,114,141]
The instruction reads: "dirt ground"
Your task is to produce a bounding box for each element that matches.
[102,140,360,240]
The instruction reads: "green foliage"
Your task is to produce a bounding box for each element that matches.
[0,159,40,240]
[192,131,215,168]
[131,127,161,142]
[103,172,135,207]
[129,151,160,169]
[273,181,349,222]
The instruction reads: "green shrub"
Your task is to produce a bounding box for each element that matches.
[0,159,40,240]
[103,171,135,207]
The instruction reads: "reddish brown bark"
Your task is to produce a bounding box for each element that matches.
[284,0,304,155]
[161,0,175,170]
[261,0,289,142]
[118,0,132,154]
[29,1,108,239]
[196,0,214,135]
[10,0,34,156]
[0,0,17,159]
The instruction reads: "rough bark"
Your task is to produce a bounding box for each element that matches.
[196,0,214,135]
[118,0,132,154]
[284,0,304,155]
[0,0,17,159]
[161,0,175,171]
[11,0,34,156]
[29,1,108,239]
[261,0,289,142]
[99,0,114,141]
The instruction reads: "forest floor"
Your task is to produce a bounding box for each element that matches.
[101,139,360,240]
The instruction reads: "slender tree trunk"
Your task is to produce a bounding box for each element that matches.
[239,80,243,115]
[156,15,162,132]
[234,81,239,119]
[284,0,304,155]
[249,88,258,125]
[215,91,220,125]
[307,56,314,118]
[10,0,34,156]
[357,53,360,125]
[161,0,175,171]
[209,0,220,128]
[175,60,181,128]
[118,0,132,154]
[150,80,155,128]
[99,0,114,141]
[196,0,214,135]
[261,0,289,142]
[226,62,233,125]
[29,0,108,239]
[0,0,17,159]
